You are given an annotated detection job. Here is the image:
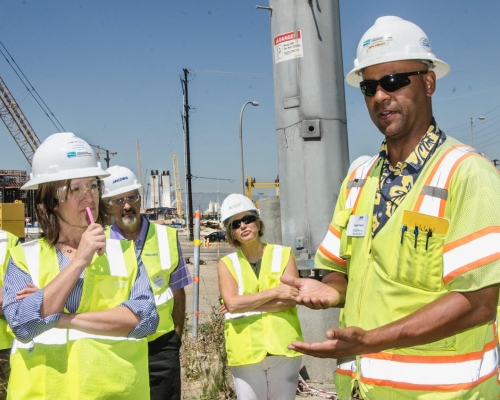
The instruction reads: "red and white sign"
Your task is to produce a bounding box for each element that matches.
[274,30,304,64]
[25,217,31,223]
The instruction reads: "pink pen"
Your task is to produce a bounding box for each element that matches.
[86,207,95,224]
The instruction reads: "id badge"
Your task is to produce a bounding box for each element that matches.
[346,214,368,237]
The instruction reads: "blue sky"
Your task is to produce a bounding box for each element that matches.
[1,0,499,196]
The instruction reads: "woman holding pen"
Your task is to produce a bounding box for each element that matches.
[2,132,158,400]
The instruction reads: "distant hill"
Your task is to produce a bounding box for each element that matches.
[186,192,277,214]
[190,192,228,214]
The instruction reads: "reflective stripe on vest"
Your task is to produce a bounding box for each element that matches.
[443,226,500,284]
[156,225,173,270]
[0,231,17,350]
[414,145,476,218]
[12,329,141,352]
[22,240,40,285]
[318,155,378,267]
[336,357,357,378]
[23,239,129,282]
[155,287,173,306]
[142,223,179,340]
[359,337,498,391]
[345,155,379,211]
[409,145,492,283]
[0,231,7,264]
[318,224,346,267]
[105,239,129,276]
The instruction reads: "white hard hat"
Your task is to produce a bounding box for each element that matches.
[220,194,259,229]
[101,165,142,198]
[22,132,109,190]
[346,16,450,87]
[347,155,373,175]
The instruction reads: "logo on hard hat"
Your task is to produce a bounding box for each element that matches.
[229,202,241,210]
[66,151,92,158]
[113,176,129,184]
[420,37,432,52]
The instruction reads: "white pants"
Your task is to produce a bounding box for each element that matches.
[230,355,302,400]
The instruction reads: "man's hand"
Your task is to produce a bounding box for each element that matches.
[288,326,373,359]
[280,275,340,309]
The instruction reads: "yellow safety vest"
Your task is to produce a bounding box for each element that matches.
[221,244,303,367]
[7,238,149,400]
[318,139,500,399]
[106,222,179,341]
[0,230,19,350]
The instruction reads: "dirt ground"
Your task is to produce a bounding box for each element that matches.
[183,260,337,400]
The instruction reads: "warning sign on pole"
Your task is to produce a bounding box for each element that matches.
[274,30,304,64]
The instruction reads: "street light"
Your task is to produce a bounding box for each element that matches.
[239,101,259,195]
[470,116,485,147]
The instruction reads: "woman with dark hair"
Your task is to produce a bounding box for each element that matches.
[2,132,158,400]
[217,194,303,400]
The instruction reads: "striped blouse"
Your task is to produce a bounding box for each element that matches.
[3,246,159,342]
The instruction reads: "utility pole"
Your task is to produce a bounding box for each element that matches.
[94,145,117,168]
[181,68,194,241]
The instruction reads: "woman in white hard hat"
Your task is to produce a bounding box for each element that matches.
[2,132,158,399]
[218,193,303,400]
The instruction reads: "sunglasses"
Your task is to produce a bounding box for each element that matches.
[231,214,257,229]
[360,70,428,97]
[108,194,141,206]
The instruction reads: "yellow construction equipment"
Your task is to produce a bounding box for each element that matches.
[0,202,25,238]
[245,177,280,200]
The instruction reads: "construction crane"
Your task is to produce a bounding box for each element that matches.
[172,154,183,217]
[0,76,42,165]
[136,140,145,208]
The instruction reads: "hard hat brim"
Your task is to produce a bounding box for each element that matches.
[101,182,142,199]
[345,56,450,87]
[22,167,110,190]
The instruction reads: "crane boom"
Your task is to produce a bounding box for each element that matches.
[136,140,145,209]
[173,154,183,217]
[0,76,42,165]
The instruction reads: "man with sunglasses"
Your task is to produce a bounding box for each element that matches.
[102,165,192,400]
[282,16,500,399]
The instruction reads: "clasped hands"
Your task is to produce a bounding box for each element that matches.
[279,275,372,359]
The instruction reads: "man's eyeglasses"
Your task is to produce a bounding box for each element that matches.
[360,70,428,97]
[108,194,141,207]
[57,180,103,202]
[231,214,257,229]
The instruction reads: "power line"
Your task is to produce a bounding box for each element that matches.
[0,40,65,132]
[193,69,270,78]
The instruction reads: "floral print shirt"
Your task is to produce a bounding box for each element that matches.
[372,119,446,237]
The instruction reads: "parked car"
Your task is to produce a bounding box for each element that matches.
[205,231,227,242]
